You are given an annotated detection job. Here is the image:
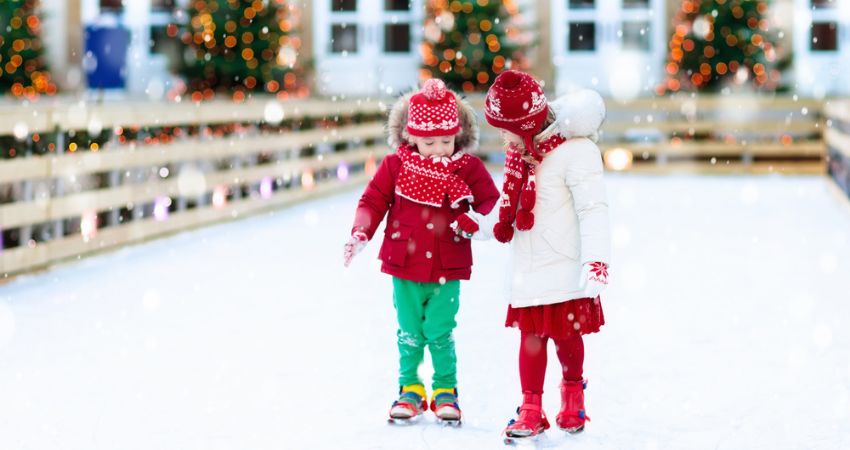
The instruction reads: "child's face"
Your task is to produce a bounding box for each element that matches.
[413,135,456,157]
[499,129,524,147]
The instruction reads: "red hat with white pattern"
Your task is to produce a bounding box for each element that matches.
[484,70,549,154]
[406,78,460,137]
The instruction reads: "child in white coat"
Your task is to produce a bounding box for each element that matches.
[465,70,611,441]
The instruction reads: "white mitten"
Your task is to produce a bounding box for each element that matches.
[465,210,496,240]
[578,261,609,299]
[343,232,368,267]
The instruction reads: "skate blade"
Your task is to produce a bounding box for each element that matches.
[387,415,421,426]
[437,418,462,427]
[558,424,584,434]
[503,432,543,446]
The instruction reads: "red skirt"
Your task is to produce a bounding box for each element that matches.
[505,297,605,340]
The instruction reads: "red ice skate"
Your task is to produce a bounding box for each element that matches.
[556,379,590,433]
[503,392,550,444]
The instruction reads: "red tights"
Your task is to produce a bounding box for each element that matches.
[519,331,584,394]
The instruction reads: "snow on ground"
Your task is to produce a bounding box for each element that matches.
[1,174,850,450]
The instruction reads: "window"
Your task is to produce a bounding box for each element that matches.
[332,0,357,11]
[151,0,176,11]
[623,0,650,8]
[622,21,650,51]
[811,0,836,9]
[569,0,595,9]
[332,24,358,53]
[384,24,410,53]
[151,26,182,71]
[569,22,596,51]
[385,0,410,11]
[99,0,123,11]
[811,22,838,51]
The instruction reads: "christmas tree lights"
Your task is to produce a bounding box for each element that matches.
[178,0,307,101]
[421,0,527,92]
[659,0,781,94]
[0,0,56,98]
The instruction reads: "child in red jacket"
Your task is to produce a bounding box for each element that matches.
[343,79,499,424]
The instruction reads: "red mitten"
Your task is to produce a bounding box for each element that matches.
[451,213,480,239]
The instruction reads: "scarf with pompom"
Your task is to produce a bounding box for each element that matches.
[492,133,567,243]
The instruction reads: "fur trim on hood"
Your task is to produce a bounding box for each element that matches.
[536,88,606,143]
[387,91,480,153]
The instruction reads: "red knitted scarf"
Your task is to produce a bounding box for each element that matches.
[493,133,567,243]
[394,145,474,208]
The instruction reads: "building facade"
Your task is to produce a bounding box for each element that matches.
[36,0,850,98]
[549,0,667,98]
[81,0,183,96]
[312,0,424,96]
[793,0,850,96]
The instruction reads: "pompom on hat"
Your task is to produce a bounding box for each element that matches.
[406,78,461,137]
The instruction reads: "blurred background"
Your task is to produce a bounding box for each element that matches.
[1,2,850,449]
[9,0,850,97]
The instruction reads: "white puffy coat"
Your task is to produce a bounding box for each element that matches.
[480,90,611,308]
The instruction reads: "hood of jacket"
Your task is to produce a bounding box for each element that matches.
[536,88,606,144]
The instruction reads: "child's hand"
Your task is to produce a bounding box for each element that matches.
[578,262,608,299]
[343,232,369,267]
[450,213,480,239]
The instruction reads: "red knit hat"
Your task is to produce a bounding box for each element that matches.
[484,70,549,156]
[406,78,460,137]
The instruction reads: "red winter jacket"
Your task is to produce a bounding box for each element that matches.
[352,152,499,283]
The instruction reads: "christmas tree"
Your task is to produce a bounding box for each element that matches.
[421,0,526,93]
[178,0,307,101]
[659,0,781,94]
[0,0,56,98]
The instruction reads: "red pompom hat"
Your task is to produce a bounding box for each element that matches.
[484,70,549,157]
[406,78,460,137]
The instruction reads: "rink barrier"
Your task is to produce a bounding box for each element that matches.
[0,98,389,276]
[470,95,826,174]
[824,100,850,199]
[0,95,842,276]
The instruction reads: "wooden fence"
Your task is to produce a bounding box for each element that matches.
[474,95,827,174]
[0,94,844,276]
[0,98,388,276]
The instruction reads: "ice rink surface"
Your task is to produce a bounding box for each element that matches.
[2,174,850,449]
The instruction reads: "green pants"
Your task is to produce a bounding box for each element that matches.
[392,277,460,390]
